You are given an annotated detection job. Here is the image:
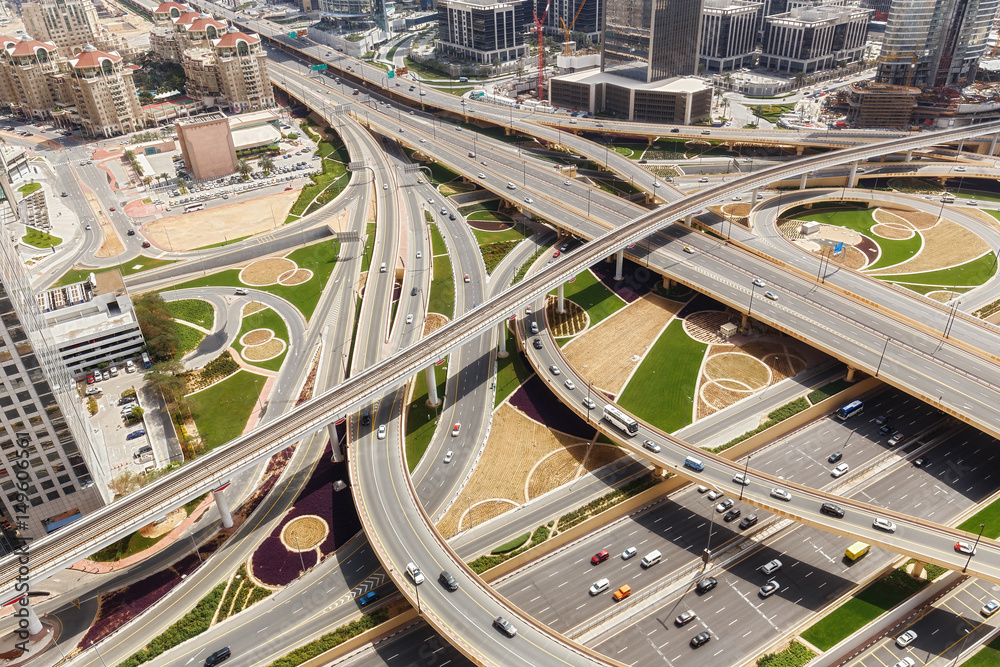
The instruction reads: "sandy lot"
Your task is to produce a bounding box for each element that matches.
[241,258,296,286]
[871,223,913,240]
[869,219,989,276]
[544,297,588,337]
[143,190,300,251]
[696,341,808,419]
[243,339,285,361]
[563,294,680,396]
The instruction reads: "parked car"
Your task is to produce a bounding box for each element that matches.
[723,508,741,522]
[896,630,917,648]
[126,429,146,440]
[716,499,734,513]
[739,514,758,530]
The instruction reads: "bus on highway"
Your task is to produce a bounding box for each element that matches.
[602,405,638,436]
[184,202,204,213]
[836,400,864,421]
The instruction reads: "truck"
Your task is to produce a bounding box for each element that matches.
[940,193,955,203]
[845,542,870,561]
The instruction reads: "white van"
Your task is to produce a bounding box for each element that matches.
[379,262,387,273]
[506,182,516,190]
[641,550,661,568]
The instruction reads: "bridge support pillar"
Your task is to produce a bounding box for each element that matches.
[991,134,999,155]
[557,283,565,314]
[741,313,749,328]
[653,466,667,478]
[614,250,624,281]
[12,599,43,636]
[847,161,859,189]
[904,149,913,162]
[497,321,509,358]
[425,366,441,406]
[751,187,759,203]
[685,214,693,227]
[212,488,234,529]
[795,145,804,156]
[906,560,928,580]
[326,423,344,462]
[958,138,966,153]
[845,366,857,382]
[799,173,808,190]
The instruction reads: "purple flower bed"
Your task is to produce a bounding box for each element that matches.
[509,375,596,440]
[250,443,361,587]
[590,258,658,303]
[79,569,182,648]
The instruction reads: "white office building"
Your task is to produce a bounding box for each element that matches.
[700,0,763,72]
[760,3,870,73]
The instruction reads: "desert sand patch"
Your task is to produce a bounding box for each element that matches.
[544,296,588,337]
[423,313,449,336]
[871,223,914,240]
[243,339,285,362]
[696,342,807,419]
[526,444,624,500]
[241,258,297,286]
[683,311,739,344]
[243,302,267,317]
[279,268,312,286]
[280,515,328,550]
[875,208,939,231]
[868,219,989,275]
[241,329,273,346]
[564,294,680,395]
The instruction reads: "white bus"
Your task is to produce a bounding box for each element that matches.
[602,405,639,436]
[184,202,204,213]
[836,400,864,421]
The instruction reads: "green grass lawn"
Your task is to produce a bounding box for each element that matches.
[429,162,461,184]
[232,306,289,372]
[166,299,214,329]
[472,223,530,245]
[429,223,448,256]
[285,129,350,223]
[175,321,205,357]
[404,361,448,472]
[468,210,513,224]
[429,253,455,317]
[22,229,61,248]
[792,208,922,271]
[958,493,1000,539]
[962,634,1000,667]
[495,328,532,407]
[548,269,625,329]
[876,251,997,289]
[17,182,41,195]
[459,200,502,216]
[801,569,928,651]
[51,255,179,288]
[482,240,522,274]
[619,319,705,433]
[89,530,169,561]
[191,235,252,251]
[188,370,265,452]
[361,223,377,273]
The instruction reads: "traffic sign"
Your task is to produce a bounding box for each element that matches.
[387,70,395,78]
[311,63,327,71]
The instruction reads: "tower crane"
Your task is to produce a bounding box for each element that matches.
[531,0,552,101]
[559,0,589,55]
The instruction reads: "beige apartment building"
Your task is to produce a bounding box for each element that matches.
[67,44,144,137]
[0,35,63,121]
[21,0,134,60]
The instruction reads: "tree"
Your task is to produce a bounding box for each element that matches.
[260,155,274,174]
[146,360,187,409]
[109,470,143,498]
[177,177,187,192]
[134,293,179,362]
[143,175,153,188]
[237,158,252,180]
[159,172,169,186]
[124,148,135,161]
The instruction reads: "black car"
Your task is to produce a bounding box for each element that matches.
[532,338,543,350]
[205,647,231,666]
[828,451,842,463]
[690,632,711,648]
[879,424,893,436]
[696,577,717,593]
[738,514,758,530]
[360,410,371,426]
[411,287,418,296]
[914,457,928,467]
[670,127,681,133]
[439,570,459,591]
[820,502,845,518]
[875,414,889,425]
[723,508,741,523]
[127,229,135,236]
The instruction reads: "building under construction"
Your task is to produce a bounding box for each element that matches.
[842,80,920,128]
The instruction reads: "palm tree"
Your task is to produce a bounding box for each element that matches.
[143,175,153,188]
[237,158,252,181]
[177,177,187,192]
[159,172,169,186]
[260,155,274,175]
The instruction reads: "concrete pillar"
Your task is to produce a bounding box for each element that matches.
[425,366,440,406]
[615,250,624,281]
[685,214,693,227]
[795,145,804,155]
[958,138,965,153]
[845,366,856,382]
[847,161,859,189]
[14,599,43,636]
[653,465,666,478]
[990,133,999,155]
[741,313,749,327]
[906,560,927,580]
[751,187,759,203]
[799,173,808,190]
[497,321,509,358]
[557,283,565,314]
[212,487,233,529]
[326,423,344,462]
[904,149,913,162]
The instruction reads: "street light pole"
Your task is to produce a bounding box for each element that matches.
[747,282,757,322]
[875,336,890,377]
[962,523,985,573]
[738,454,750,501]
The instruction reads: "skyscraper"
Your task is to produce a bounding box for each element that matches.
[21,0,101,56]
[602,0,704,82]
[876,0,999,89]
[0,174,107,542]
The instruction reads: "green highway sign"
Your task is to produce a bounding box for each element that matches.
[312,63,327,71]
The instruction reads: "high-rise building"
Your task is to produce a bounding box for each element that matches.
[760,3,869,73]
[0,35,63,121]
[876,0,1000,88]
[436,0,531,65]
[0,174,108,542]
[67,44,144,138]
[700,0,761,72]
[601,0,704,82]
[21,0,101,55]
[541,0,603,43]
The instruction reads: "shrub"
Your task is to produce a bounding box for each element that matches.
[807,379,853,405]
[268,610,388,667]
[757,641,815,667]
[491,532,530,554]
[201,352,240,384]
[712,398,810,454]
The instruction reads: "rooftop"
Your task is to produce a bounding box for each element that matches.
[553,69,711,94]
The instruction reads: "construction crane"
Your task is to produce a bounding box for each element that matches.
[531,0,552,101]
[559,0,589,55]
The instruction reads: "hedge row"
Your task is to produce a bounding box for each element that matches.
[757,641,816,667]
[806,378,853,405]
[557,476,659,532]
[711,398,810,454]
[491,532,530,555]
[118,582,226,667]
[470,523,551,574]
[267,609,388,667]
[216,564,246,623]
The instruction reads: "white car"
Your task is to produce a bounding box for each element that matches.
[478,173,486,179]
[582,397,596,410]
[752,278,766,288]
[377,424,387,439]
[831,462,849,477]
[564,380,576,391]
[589,578,610,595]
[406,561,425,584]
[770,488,792,501]
[707,490,723,501]
[760,559,782,575]
[443,450,453,464]
[405,314,413,324]
[764,291,778,300]
[892,658,915,667]
[733,473,749,486]
[524,197,533,203]
[716,499,734,513]
[416,251,422,259]
[235,288,249,295]
[759,580,780,598]
[621,547,637,560]
[564,180,571,186]
[549,365,561,376]
[872,517,897,532]
[895,630,917,648]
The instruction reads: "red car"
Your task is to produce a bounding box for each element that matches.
[591,550,610,565]
[86,375,94,384]
[284,186,293,191]
[141,241,151,248]
[552,250,561,258]
[109,206,116,211]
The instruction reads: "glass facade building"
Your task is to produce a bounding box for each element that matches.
[602,0,703,82]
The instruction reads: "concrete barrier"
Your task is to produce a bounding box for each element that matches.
[296,608,418,667]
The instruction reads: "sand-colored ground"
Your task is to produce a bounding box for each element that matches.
[869,219,989,276]
[684,311,740,344]
[883,208,940,231]
[243,302,267,317]
[564,294,680,395]
[243,339,285,361]
[242,329,273,346]
[281,516,328,550]
[696,341,807,419]
[814,224,862,244]
[423,313,449,336]
[544,296,588,337]
[279,269,312,285]
[241,258,297,286]
[143,190,299,251]
[436,404,593,538]
[871,223,913,240]
[962,208,1000,234]
[138,507,186,538]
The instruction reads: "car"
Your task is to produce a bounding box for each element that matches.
[86,375,94,384]
[205,647,231,666]
[405,314,413,324]
[653,182,660,188]
[697,485,709,493]
[879,424,893,436]
[376,424,386,440]
[524,197,534,204]
[888,432,905,446]
[416,251,422,259]
[478,172,486,179]
[126,229,136,236]
[440,208,447,215]
[564,380,576,391]
[583,397,596,409]
[549,365,561,376]
[752,278,766,287]
[875,414,889,425]
[670,127,680,133]
[873,517,897,532]
[707,489,723,501]
[955,541,977,555]
[683,245,694,254]
[982,600,999,616]
[696,577,718,594]
[733,473,749,486]
[892,658,915,667]
[828,451,843,463]
[621,546,637,560]
[126,429,146,440]
[142,241,151,248]
[723,508,741,522]
[102,370,110,381]
[675,609,697,626]
[439,570,459,591]
[553,250,561,258]
[125,361,135,373]
[428,198,434,204]
[760,559,782,575]
[732,195,741,201]
[419,138,425,143]
[956,165,967,171]
[411,287,418,297]
[613,584,631,601]
[759,580,780,597]
[896,630,917,648]
[398,128,404,133]
[494,616,516,636]
[451,423,461,437]
[739,514,758,530]
[406,562,424,584]
[591,550,610,565]
[525,305,532,314]
[914,457,928,467]
[110,366,118,377]
[832,463,850,477]
[109,206,116,211]
[85,386,102,396]
[464,274,470,283]
[698,177,709,183]
[533,338,543,350]
[821,502,845,518]
[764,291,778,300]
[358,590,379,606]
[564,180,571,186]
[716,498,734,513]
[442,449,454,464]
[771,488,792,501]
[690,632,711,648]
[643,439,661,453]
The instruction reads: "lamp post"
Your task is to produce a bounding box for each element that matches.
[875,336,890,377]
[944,299,961,339]
[962,523,985,573]
[703,491,719,566]
[747,281,757,322]
[738,454,750,501]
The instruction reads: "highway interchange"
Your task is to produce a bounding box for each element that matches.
[9,4,1000,665]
